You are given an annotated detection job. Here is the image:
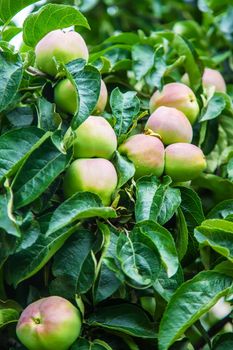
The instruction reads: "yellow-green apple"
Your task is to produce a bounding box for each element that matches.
[165,143,206,181]
[35,30,89,76]
[73,116,117,159]
[63,158,118,205]
[54,79,107,115]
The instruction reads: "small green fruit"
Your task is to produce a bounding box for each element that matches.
[54,79,107,115]
[54,79,78,115]
[73,116,117,159]
[150,83,199,124]
[165,143,206,182]
[145,106,193,145]
[16,296,81,350]
[63,158,118,206]
[118,134,165,179]
[35,30,89,76]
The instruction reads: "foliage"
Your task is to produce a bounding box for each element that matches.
[0,0,232,350]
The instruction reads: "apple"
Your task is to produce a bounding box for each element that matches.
[16,296,81,350]
[35,30,89,76]
[63,158,118,206]
[54,79,107,115]
[145,106,193,145]
[73,116,117,159]
[149,82,199,124]
[165,143,206,182]
[118,134,165,179]
[202,68,226,94]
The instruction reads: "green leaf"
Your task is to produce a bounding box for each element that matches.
[207,200,233,219]
[135,176,181,225]
[132,44,154,80]
[113,151,135,188]
[117,229,161,289]
[173,34,202,90]
[176,208,189,260]
[214,261,233,278]
[93,224,123,303]
[0,308,19,328]
[134,221,179,278]
[50,229,96,298]
[23,3,90,47]
[0,0,37,23]
[87,304,156,338]
[0,127,46,182]
[2,26,22,41]
[65,59,101,130]
[179,186,205,229]
[46,192,117,236]
[213,333,233,350]
[37,97,61,131]
[0,51,23,113]
[72,338,113,350]
[110,88,140,137]
[5,223,79,287]
[194,219,233,262]
[154,266,184,302]
[200,93,232,122]
[158,271,233,350]
[0,193,19,237]
[12,138,72,209]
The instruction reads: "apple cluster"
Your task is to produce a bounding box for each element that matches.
[32,29,228,206]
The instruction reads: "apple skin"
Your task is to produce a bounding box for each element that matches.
[54,79,107,115]
[145,106,193,145]
[118,134,165,179]
[149,83,199,125]
[63,158,118,206]
[35,30,89,76]
[165,143,206,182]
[73,116,117,159]
[93,79,108,114]
[54,79,78,115]
[202,68,226,93]
[16,296,81,350]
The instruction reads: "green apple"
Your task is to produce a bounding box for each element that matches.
[149,82,199,124]
[63,158,118,205]
[118,134,165,179]
[16,296,81,350]
[145,106,193,145]
[54,78,107,115]
[165,143,206,182]
[73,116,117,159]
[35,30,89,76]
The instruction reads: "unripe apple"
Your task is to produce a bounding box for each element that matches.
[54,79,107,115]
[35,30,89,76]
[149,83,199,124]
[63,158,118,206]
[118,134,165,179]
[16,296,81,350]
[202,68,226,93]
[54,79,78,115]
[93,79,108,114]
[165,143,206,182]
[145,106,193,145]
[73,116,117,159]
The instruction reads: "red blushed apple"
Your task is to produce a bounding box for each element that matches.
[16,296,81,350]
